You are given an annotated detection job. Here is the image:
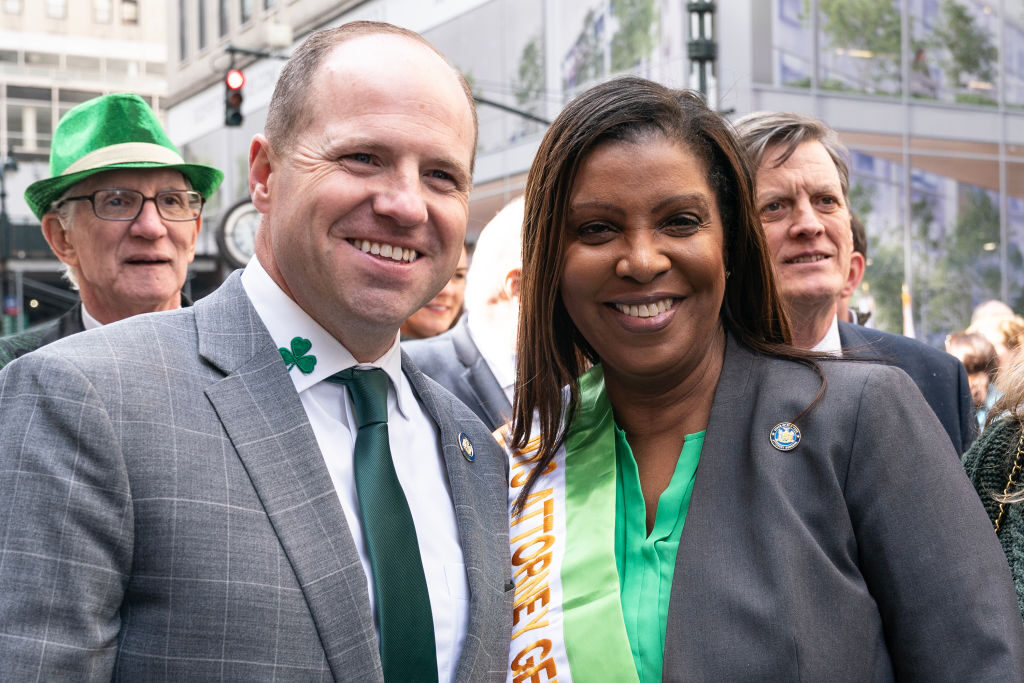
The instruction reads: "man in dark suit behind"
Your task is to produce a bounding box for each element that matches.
[407,197,524,431]
[734,111,975,453]
[0,22,511,681]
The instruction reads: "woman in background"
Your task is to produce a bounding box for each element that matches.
[400,243,468,339]
[963,354,1024,619]
[947,330,998,432]
[502,76,1024,681]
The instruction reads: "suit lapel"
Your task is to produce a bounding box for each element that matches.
[663,335,758,669]
[196,275,382,682]
[402,352,505,682]
[837,320,868,357]
[450,321,512,429]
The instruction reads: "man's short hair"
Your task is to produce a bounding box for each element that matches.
[733,110,851,203]
[264,21,478,165]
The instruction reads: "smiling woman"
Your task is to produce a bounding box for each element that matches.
[500,76,1024,680]
[400,244,468,340]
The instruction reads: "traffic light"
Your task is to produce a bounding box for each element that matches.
[224,68,245,127]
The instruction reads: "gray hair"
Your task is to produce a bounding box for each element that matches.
[52,200,79,290]
[732,110,851,202]
[464,196,525,314]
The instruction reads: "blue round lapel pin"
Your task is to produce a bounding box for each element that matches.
[458,433,475,462]
[770,422,801,451]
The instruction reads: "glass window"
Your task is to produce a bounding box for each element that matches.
[45,0,67,19]
[122,0,138,25]
[912,0,999,105]
[909,154,1002,344]
[2,0,22,15]
[218,0,228,37]
[107,58,138,76]
[1003,1,1024,107]
[179,4,188,61]
[769,0,813,87]
[198,0,207,50]
[59,88,101,105]
[25,51,60,68]
[65,55,102,74]
[422,0,547,156]
[814,0,902,96]
[93,0,112,23]
[240,0,252,23]
[264,0,274,9]
[7,85,51,101]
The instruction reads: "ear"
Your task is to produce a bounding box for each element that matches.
[40,212,79,269]
[842,251,866,298]
[185,214,202,263]
[249,134,274,214]
[504,267,522,302]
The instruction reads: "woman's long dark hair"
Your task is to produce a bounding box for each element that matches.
[510,77,819,508]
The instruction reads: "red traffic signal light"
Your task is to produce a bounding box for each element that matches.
[225,69,245,90]
[224,69,244,127]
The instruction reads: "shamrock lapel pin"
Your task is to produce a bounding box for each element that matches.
[280,336,317,374]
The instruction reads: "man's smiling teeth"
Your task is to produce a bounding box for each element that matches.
[351,239,418,262]
[788,254,829,264]
[614,298,674,318]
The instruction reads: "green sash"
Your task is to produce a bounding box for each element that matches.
[505,365,638,682]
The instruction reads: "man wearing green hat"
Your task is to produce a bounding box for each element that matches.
[0,92,223,367]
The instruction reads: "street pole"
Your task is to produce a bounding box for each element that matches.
[0,146,18,334]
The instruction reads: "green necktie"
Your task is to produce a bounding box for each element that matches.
[327,367,438,683]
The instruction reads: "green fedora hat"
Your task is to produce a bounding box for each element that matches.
[25,93,224,220]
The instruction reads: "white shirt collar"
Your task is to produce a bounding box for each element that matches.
[239,256,412,417]
[80,304,102,331]
[811,314,843,356]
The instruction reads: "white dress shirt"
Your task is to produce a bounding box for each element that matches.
[811,314,843,356]
[241,258,468,682]
[80,304,102,331]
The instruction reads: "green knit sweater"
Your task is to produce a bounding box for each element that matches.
[962,418,1024,619]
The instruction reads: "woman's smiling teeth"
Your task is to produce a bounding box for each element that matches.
[350,239,418,262]
[613,298,674,318]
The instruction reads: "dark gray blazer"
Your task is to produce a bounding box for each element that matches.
[662,337,1024,680]
[0,273,512,682]
[405,317,512,431]
[0,301,85,369]
[839,321,975,453]
[0,294,193,370]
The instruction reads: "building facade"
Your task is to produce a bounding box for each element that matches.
[3,0,1013,346]
[0,0,168,331]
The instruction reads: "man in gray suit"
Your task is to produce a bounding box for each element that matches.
[0,22,511,682]
[407,197,524,430]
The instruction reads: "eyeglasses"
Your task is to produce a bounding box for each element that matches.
[54,188,204,222]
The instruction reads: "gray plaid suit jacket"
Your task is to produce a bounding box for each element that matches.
[0,273,512,681]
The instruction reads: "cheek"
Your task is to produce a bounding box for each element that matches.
[762,223,786,258]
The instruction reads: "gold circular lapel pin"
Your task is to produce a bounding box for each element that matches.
[459,432,475,462]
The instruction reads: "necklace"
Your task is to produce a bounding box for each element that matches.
[994,424,1024,534]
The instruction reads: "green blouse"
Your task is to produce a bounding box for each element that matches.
[614,425,705,683]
